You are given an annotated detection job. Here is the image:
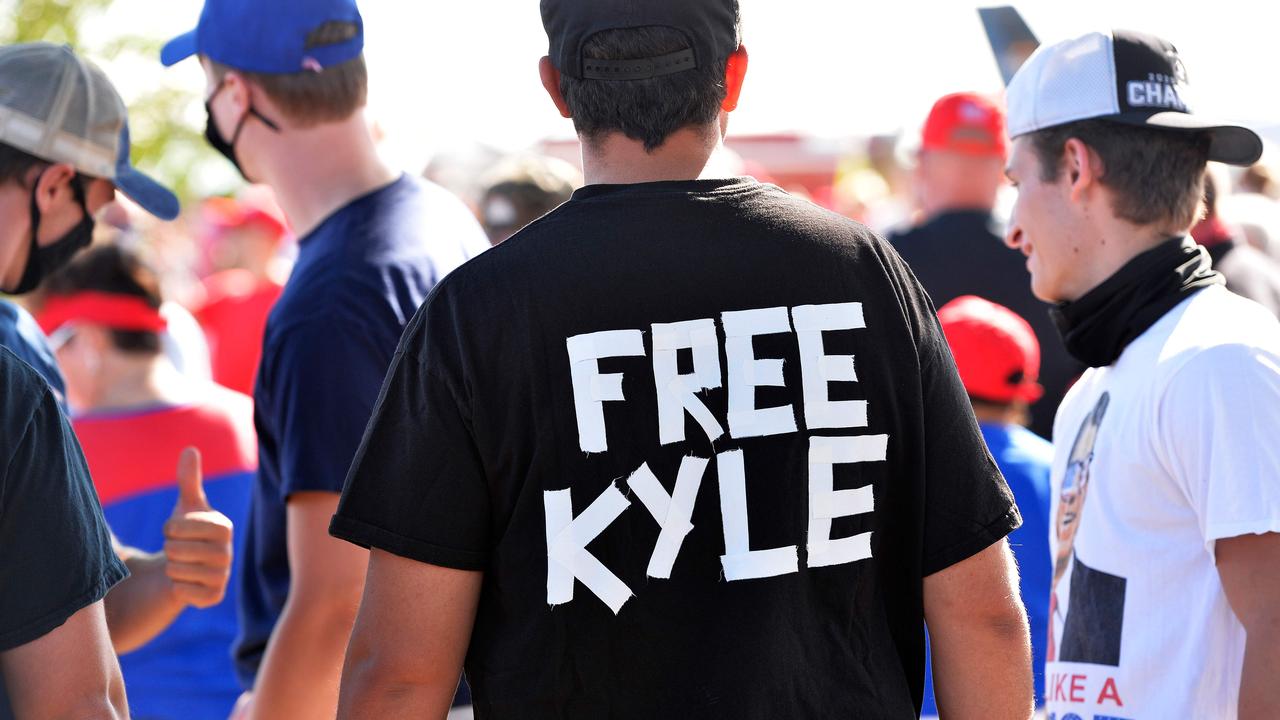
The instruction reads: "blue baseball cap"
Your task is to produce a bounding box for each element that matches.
[114,122,180,221]
[160,0,364,74]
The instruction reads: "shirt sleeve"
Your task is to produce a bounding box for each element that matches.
[0,300,67,400]
[1158,343,1280,551]
[0,386,128,651]
[877,241,1022,576]
[266,318,403,499]
[329,306,491,571]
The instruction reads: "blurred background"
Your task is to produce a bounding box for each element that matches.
[4,0,1274,202]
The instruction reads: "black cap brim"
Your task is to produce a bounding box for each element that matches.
[1106,110,1263,166]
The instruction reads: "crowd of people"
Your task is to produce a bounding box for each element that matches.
[2,1,1279,719]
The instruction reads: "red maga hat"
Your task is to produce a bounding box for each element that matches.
[921,92,1008,159]
[202,195,288,242]
[938,295,1042,405]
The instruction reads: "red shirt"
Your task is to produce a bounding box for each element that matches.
[194,269,284,395]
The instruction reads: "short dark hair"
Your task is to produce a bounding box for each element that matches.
[209,53,368,128]
[44,244,165,355]
[0,142,47,188]
[559,25,737,152]
[1028,120,1210,232]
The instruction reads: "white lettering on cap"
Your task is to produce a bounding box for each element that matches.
[1126,80,1187,111]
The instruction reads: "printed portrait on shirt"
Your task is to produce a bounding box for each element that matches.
[1049,391,1126,666]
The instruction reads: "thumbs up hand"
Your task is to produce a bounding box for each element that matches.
[162,447,235,609]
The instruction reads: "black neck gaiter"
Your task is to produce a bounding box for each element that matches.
[1050,237,1223,368]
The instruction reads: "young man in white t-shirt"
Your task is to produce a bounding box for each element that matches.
[1003,30,1280,717]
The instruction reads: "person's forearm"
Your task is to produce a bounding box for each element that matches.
[247,595,361,720]
[103,549,185,654]
[1239,628,1280,719]
[931,608,1033,719]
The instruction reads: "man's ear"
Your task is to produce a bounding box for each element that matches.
[1064,137,1101,203]
[228,71,258,115]
[32,163,79,215]
[722,45,748,113]
[539,57,572,119]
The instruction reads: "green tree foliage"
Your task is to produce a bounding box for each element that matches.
[1,0,209,200]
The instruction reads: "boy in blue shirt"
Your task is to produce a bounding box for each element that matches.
[924,295,1054,715]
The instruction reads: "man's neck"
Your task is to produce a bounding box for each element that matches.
[1067,218,1182,302]
[972,402,1027,427]
[257,114,399,238]
[581,126,721,186]
[922,201,995,223]
[87,355,190,414]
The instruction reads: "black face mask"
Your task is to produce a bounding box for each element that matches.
[1049,237,1224,368]
[9,171,94,295]
[204,80,280,181]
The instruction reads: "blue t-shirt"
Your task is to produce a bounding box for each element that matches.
[0,299,66,397]
[233,175,486,690]
[921,421,1052,715]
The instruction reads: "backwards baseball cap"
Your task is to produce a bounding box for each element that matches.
[922,92,1008,159]
[542,0,739,80]
[160,0,363,74]
[1007,30,1262,166]
[938,295,1043,405]
[0,43,179,220]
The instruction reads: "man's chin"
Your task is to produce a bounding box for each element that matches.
[1030,277,1066,305]
[1030,282,1055,304]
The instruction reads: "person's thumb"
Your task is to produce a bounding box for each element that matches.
[174,446,210,514]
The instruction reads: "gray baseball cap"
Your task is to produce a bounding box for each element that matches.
[0,43,180,219]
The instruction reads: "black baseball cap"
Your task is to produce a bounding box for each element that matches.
[541,0,739,81]
[1007,30,1263,166]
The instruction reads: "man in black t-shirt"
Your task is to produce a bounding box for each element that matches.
[0,347,128,719]
[0,42,233,720]
[890,92,1080,439]
[331,2,1034,718]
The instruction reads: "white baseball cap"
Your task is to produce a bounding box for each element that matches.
[1006,30,1263,167]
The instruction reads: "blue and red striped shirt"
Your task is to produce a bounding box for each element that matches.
[74,386,255,720]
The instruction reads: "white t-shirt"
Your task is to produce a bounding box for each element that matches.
[1045,285,1280,718]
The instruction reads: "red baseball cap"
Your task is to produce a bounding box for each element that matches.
[202,194,288,242]
[938,295,1042,404]
[921,92,1008,159]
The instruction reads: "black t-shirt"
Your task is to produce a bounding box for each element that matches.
[889,209,1082,438]
[0,347,127,716]
[332,178,1020,719]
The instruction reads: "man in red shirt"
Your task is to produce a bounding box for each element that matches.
[192,194,289,395]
